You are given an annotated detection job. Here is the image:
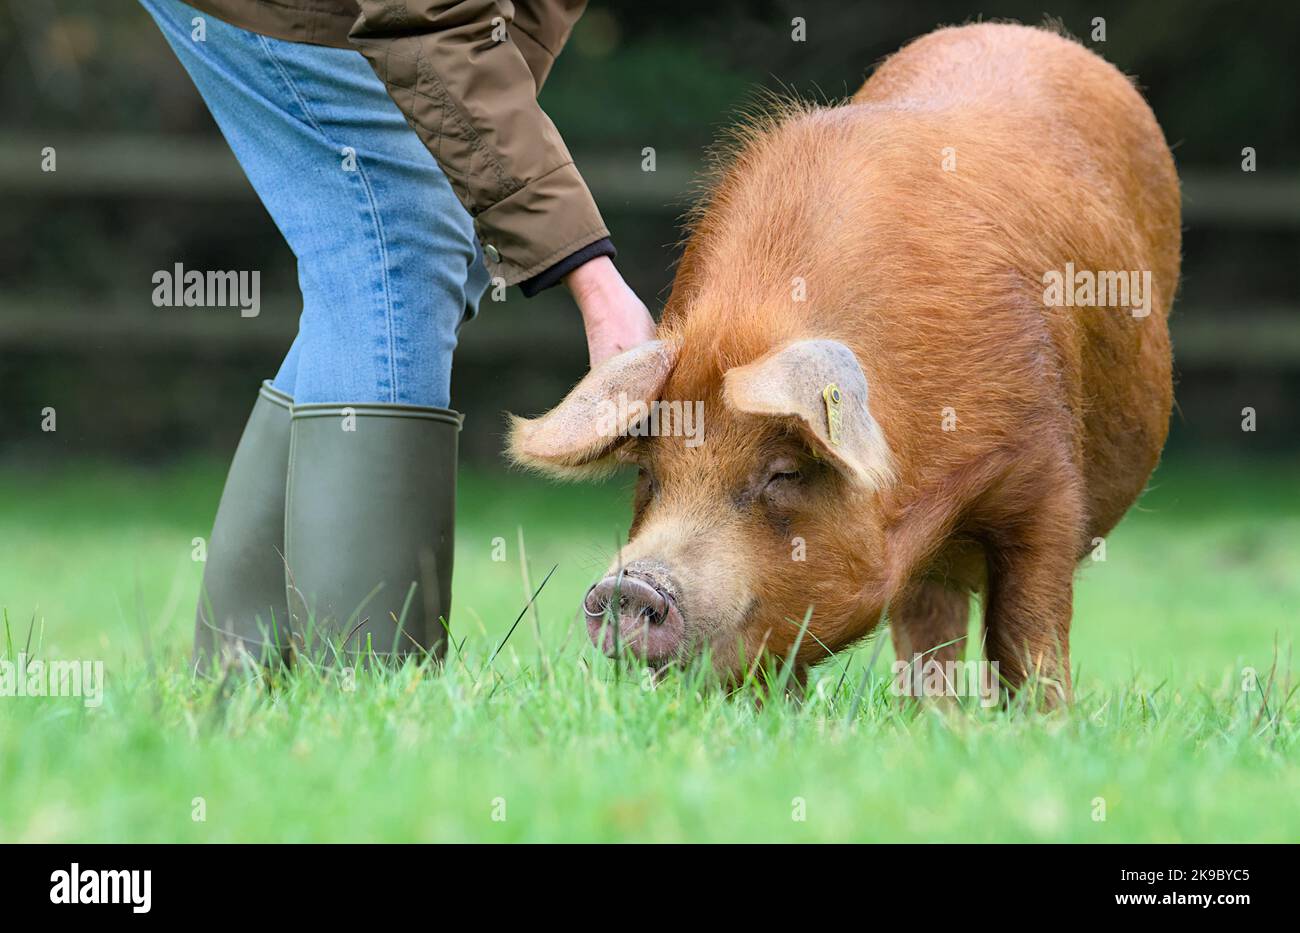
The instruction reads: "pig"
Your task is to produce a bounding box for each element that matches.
[510,23,1179,703]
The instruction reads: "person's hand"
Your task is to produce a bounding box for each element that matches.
[565,256,657,369]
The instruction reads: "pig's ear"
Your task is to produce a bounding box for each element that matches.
[723,339,894,490]
[507,339,677,480]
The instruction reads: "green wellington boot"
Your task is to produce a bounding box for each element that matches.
[284,402,460,662]
[194,381,294,671]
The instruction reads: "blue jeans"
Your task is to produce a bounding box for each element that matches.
[142,0,489,408]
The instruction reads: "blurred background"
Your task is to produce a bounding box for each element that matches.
[2,0,1297,466]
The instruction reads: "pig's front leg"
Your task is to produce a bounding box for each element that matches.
[980,486,1081,707]
[890,580,970,704]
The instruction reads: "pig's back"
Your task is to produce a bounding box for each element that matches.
[854,21,1100,110]
[850,22,1179,542]
[669,22,1178,545]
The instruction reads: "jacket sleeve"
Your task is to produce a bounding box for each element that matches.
[510,0,582,92]
[348,0,613,294]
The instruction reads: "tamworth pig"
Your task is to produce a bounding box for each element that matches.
[511,23,1179,702]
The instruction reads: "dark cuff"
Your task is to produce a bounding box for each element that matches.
[517,237,616,298]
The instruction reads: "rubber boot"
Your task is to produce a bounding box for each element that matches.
[283,403,460,662]
[193,381,294,671]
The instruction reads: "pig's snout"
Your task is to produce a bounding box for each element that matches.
[582,572,684,665]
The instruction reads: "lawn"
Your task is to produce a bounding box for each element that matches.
[0,457,1296,842]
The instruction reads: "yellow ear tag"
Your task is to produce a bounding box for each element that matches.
[822,383,843,446]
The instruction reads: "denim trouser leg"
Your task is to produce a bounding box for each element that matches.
[141,0,490,408]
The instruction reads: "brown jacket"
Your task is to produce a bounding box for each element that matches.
[184,0,611,294]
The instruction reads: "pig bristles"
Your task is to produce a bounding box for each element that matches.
[679,87,822,256]
[505,413,623,482]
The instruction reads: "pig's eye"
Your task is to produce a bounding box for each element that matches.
[756,454,811,512]
[765,469,802,490]
[761,468,806,511]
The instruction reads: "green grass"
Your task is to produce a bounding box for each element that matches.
[0,458,1296,842]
